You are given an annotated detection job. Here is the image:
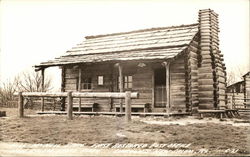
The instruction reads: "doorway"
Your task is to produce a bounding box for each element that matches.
[154,68,166,107]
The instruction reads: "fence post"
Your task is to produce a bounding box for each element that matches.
[78,98,81,112]
[230,96,233,109]
[18,92,24,118]
[67,91,73,120]
[53,98,56,111]
[41,98,45,112]
[125,91,131,122]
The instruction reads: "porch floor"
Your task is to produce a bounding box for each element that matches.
[36,111,191,117]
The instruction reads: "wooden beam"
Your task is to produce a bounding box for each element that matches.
[67,91,73,120]
[61,66,66,111]
[35,66,47,72]
[41,69,45,112]
[78,98,82,112]
[18,92,24,118]
[118,64,124,92]
[78,67,82,112]
[109,64,114,111]
[151,69,155,109]
[14,92,139,99]
[115,63,124,113]
[125,91,131,122]
[162,61,171,116]
[78,67,82,91]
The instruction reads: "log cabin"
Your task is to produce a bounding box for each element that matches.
[243,72,250,101]
[227,71,250,108]
[227,81,244,94]
[35,9,227,113]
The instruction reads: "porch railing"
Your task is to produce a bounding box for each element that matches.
[14,91,139,122]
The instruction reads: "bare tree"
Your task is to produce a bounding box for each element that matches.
[227,65,248,86]
[0,78,19,107]
[0,70,53,108]
[16,70,52,92]
[227,71,237,86]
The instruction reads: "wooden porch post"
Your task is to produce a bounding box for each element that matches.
[41,68,45,112]
[61,66,66,111]
[162,61,170,116]
[78,67,82,112]
[18,92,24,118]
[115,63,124,113]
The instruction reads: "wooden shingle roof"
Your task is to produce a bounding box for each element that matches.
[36,23,199,68]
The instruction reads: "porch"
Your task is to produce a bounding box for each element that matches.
[35,59,177,114]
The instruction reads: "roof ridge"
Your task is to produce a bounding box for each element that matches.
[85,23,199,39]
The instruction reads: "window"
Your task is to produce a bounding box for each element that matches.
[98,76,104,85]
[81,77,92,90]
[118,75,133,90]
[124,76,133,89]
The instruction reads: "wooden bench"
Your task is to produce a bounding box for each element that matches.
[198,110,226,120]
[73,103,98,112]
[114,103,150,113]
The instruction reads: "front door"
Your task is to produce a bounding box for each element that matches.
[154,68,166,107]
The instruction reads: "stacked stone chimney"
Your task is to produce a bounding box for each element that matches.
[198,9,227,109]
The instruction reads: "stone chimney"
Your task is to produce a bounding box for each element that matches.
[198,9,227,109]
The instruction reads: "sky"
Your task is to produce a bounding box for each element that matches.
[0,0,249,90]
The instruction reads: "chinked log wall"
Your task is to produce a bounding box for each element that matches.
[244,73,250,101]
[169,56,186,112]
[65,64,112,111]
[198,9,227,109]
[186,37,199,112]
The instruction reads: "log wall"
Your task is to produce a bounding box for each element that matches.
[65,64,112,111]
[169,56,187,112]
[112,63,153,111]
[186,37,199,112]
[244,73,250,100]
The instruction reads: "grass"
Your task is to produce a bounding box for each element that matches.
[0,107,250,156]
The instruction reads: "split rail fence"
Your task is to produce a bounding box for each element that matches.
[227,93,250,109]
[227,93,250,116]
[15,91,139,122]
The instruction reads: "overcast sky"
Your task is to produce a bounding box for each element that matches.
[0,0,249,89]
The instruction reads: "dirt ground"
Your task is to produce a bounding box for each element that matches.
[0,107,250,156]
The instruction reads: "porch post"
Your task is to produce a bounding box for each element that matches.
[41,68,45,112]
[115,63,124,113]
[61,66,66,111]
[162,61,170,116]
[78,67,82,112]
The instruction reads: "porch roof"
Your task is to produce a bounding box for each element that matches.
[35,23,199,68]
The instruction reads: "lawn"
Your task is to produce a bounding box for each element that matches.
[0,107,249,156]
